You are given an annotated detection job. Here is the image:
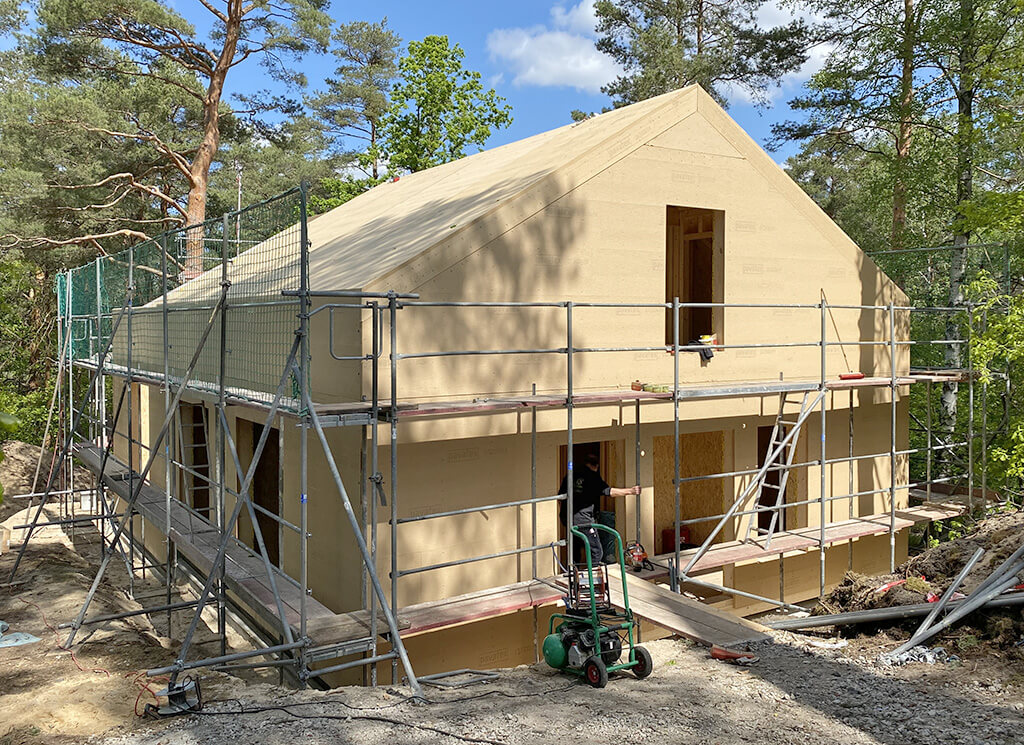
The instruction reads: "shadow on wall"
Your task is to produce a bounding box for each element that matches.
[362,170,584,402]
[856,251,911,379]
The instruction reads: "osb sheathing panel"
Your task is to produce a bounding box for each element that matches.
[653,431,725,549]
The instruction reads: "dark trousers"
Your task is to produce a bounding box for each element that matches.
[574,525,604,566]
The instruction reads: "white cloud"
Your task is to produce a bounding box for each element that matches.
[551,0,599,35]
[486,1,621,94]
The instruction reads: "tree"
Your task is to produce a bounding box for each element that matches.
[33,0,331,269]
[776,0,1024,473]
[916,0,1024,453]
[593,0,810,107]
[771,0,938,251]
[380,35,512,173]
[309,19,401,182]
[208,116,340,216]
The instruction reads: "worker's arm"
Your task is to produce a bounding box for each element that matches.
[608,485,641,498]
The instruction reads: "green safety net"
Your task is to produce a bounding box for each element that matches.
[55,187,306,407]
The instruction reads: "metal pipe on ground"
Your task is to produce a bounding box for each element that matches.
[888,565,1024,656]
[767,590,1024,630]
[904,546,985,647]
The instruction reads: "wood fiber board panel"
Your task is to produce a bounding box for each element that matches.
[374,605,560,684]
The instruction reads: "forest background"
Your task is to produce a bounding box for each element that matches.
[2,0,1023,498]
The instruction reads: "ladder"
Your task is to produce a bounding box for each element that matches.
[744,391,816,548]
[177,404,212,519]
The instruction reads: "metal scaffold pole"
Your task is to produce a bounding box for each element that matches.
[889,300,897,573]
[389,290,399,685]
[672,297,681,592]
[819,297,827,597]
[565,301,574,567]
[161,233,174,633]
[127,246,136,595]
[369,302,380,686]
[216,214,230,657]
[298,182,311,677]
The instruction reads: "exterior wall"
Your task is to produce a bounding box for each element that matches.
[297,93,909,412]
[98,89,926,677]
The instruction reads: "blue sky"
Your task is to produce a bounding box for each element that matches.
[5,0,822,163]
[244,0,822,165]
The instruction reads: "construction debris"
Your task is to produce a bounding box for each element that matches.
[770,509,1024,667]
[878,645,957,667]
[709,644,759,664]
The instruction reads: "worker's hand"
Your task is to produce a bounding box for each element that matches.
[630,484,641,496]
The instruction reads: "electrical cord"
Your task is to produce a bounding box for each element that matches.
[205,679,577,714]
[7,590,110,678]
[193,703,507,745]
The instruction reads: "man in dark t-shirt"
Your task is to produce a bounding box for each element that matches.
[559,453,641,566]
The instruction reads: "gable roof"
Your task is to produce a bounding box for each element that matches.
[161,85,898,306]
[304,87,699,291]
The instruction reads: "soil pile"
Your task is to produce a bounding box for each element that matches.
[814,508,1024,648]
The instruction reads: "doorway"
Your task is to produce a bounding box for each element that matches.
[238,420,281,566]
[757,425,786,533]
[555,440,622,563]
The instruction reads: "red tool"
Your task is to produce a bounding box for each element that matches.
[625,541,654,572]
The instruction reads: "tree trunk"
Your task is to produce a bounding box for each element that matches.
[182,3,243,278]
[940,0,975,475]
[891,0,916,251]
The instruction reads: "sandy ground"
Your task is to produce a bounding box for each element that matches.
[5,508,1024,745]
[3,443,1024,744]
[100,632,1024,745]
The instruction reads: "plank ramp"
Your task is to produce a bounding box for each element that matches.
[548,568,768,648]
[73,444,403,650]
[609,567,769,647]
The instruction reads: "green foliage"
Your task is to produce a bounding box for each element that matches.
[308,176,387,213]
[308,19,401,180]
[380,35,512,173]
[594,0,810,107]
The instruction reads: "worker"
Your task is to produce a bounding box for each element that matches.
[559,453,641,566]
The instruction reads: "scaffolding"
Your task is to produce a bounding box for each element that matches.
[5,183,1006,694]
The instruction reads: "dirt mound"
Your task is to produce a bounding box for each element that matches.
[0,440,47,497]
[906,510,1024,595]
[817,572,934,615]
[815,508,1024,648]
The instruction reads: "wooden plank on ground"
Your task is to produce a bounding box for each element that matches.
[607,567,769,647]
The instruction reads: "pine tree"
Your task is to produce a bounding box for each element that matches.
[594,0,810,107]
[309,19,402,182]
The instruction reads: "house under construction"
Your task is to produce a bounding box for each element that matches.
[10,86,988,693]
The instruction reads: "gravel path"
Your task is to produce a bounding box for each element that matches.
[98,632,1024,745]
